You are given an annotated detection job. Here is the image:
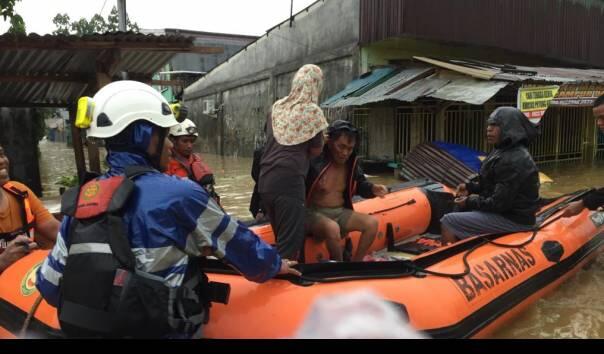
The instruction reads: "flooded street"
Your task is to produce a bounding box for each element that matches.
[39,140,603,338]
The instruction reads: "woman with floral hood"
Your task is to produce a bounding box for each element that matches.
[258,64,328,260]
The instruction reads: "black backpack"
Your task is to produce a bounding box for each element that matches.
[58,166,229,338]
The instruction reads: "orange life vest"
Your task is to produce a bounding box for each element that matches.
[166,153,214,185]
[1,182,35,241]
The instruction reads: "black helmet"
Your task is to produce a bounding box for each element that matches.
[327,120,358,138]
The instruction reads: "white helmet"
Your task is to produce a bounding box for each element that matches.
[86,81,178,139]
[169,119,199,137]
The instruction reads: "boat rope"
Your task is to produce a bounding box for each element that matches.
[19,294,43,338]
[401,189,591,279]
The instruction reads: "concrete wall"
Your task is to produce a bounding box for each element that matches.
[0,108,42,196]
[185,0,361,157]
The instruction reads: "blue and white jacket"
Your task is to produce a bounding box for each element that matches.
[36,152,282,308]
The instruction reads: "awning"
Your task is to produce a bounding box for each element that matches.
[322,57,604,109]
[322,66,508,108]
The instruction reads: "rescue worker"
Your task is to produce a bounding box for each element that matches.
[36,81,300,338]
[440,107,540,244]
[0,144,59,273]
[165,118,220,204]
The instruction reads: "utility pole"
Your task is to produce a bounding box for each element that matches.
[117,0,127,31]
[289,0,294,27]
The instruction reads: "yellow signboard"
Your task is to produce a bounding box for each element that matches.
[550,84,604,107]
[517,85,560,123]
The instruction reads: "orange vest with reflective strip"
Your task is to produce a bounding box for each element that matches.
[1,182,35,238]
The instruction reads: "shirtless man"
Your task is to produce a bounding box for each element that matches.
[305,120,388,261]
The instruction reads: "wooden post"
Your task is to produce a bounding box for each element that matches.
[86,72,113,175]
[69,104,87,183]
[584,107,596,164]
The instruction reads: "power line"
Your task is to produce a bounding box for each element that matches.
[98,0,108,16]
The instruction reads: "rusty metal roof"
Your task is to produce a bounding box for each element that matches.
[0,32,212,107]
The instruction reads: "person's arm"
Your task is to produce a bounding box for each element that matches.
[308,132,324,157]
[562,188,604,217]
[583,188,604,210]
[352,163,389,199]
[36,217,70,308]
[27,189,59,249]
[183,186,300,282]
[465,161,522,213]
[0,235,38,273]
[34,218,59,250]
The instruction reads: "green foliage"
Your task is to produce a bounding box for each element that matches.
[1,0,26,34]
[55,174,78,188]
[33,108,57,142]
[52,6,139,36]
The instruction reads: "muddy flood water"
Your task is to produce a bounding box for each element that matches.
[39,140,603,339]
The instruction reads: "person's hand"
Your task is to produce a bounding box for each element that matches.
[255,212,265,222]
[454,196,468,209]
[455,184,469,197]
[561,201,585,218]
[372,184,389,198]
[279,259,302,277]
[0,235,38,271]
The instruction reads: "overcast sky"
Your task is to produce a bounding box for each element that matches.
[0,0,318,36]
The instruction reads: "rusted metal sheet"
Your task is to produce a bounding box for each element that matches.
[360,0,604,68]
[400,142,476,188]
[428,72,508,105]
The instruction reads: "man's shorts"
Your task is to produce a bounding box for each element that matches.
[305,206,354,238]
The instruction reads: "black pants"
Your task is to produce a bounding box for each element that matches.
[260,193,306,260]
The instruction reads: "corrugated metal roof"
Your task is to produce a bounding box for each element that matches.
[428,72,509,106]
[321,67,396,107]
[401,142,476,188]
[0,32,197,107]
[322,57,604,108]
[388,74,448,102]
[494,66,604,83]
[346,67,434,106]
[428,58,604,84]
[322,66,509,107]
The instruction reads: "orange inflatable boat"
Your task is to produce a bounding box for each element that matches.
[1,181,602,339]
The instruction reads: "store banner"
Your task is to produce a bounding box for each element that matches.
[517,85,560,124]
[550,84,604,107]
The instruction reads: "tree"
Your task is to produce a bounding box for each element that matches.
[0,0,26,34]
[52,6,139,36]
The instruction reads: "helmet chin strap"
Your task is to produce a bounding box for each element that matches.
[149,127,168,171]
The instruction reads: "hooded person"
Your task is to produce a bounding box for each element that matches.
[258,64,329,260]
[440,107,541,244]
[35,81,300,338]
